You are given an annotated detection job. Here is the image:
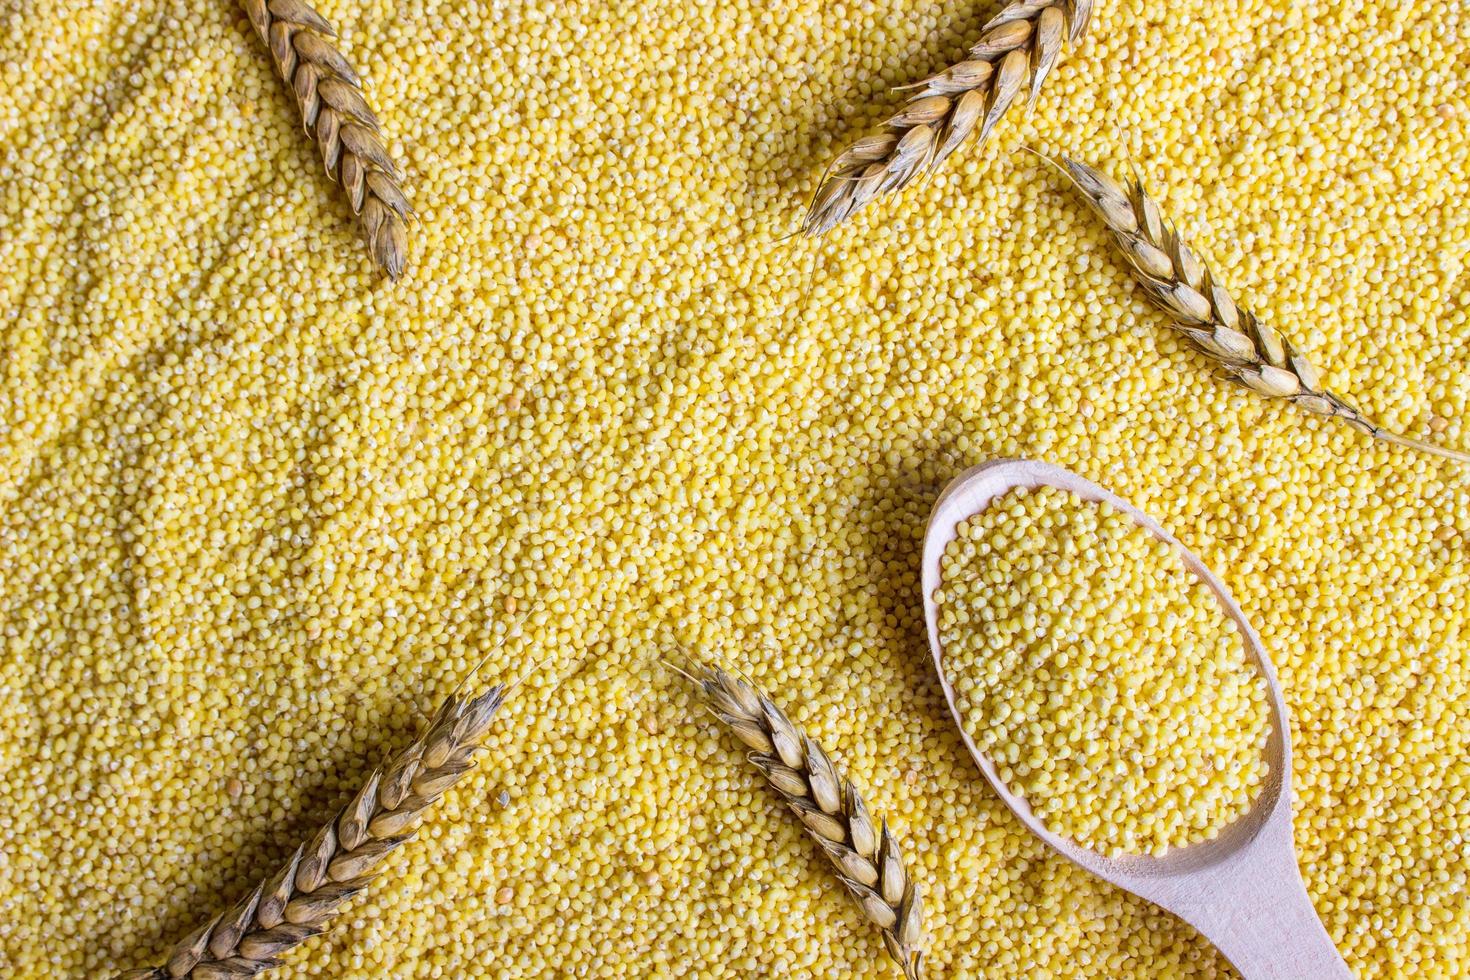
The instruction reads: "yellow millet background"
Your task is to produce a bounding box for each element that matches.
[1,0,1467,977]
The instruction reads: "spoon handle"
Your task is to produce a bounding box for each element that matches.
[1166,817,1352,980]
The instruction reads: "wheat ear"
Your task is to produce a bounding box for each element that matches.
[1053,155,1470,464]
[802,0,1093,236]
[686,663,927,979]
[242,0,412,278]
[115,686,504,979]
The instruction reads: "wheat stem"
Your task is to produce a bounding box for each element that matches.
[685,662,927,979]
[802,0,1093,237]
[242,0,412,278]
[1053,154,1470,464]
[115,686,505,979]
[1372,429,1470,464]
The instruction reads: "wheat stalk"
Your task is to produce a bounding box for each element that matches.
[242,0,412,278]
[1053,155,1470,464]
[115,686,504,979]
[683,662,927,979]
[802,0,1094,236]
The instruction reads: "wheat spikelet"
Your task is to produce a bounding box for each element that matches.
[115,686,504,979]
[686,662,927,979]
[1054,155,1470,464]
[242,0,412,278]
[802,0,1093,236]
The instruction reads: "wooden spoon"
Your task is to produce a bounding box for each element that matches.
[920,459,1352,980]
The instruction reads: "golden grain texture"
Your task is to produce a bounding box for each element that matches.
[803,0,1092,236]
[1055,155,1470,463]
[115,687,504,979]
[2,0,1469,976]
[242,0,412,277]
[688,664,926,978]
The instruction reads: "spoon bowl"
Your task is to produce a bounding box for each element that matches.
[921,459,1350,980]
